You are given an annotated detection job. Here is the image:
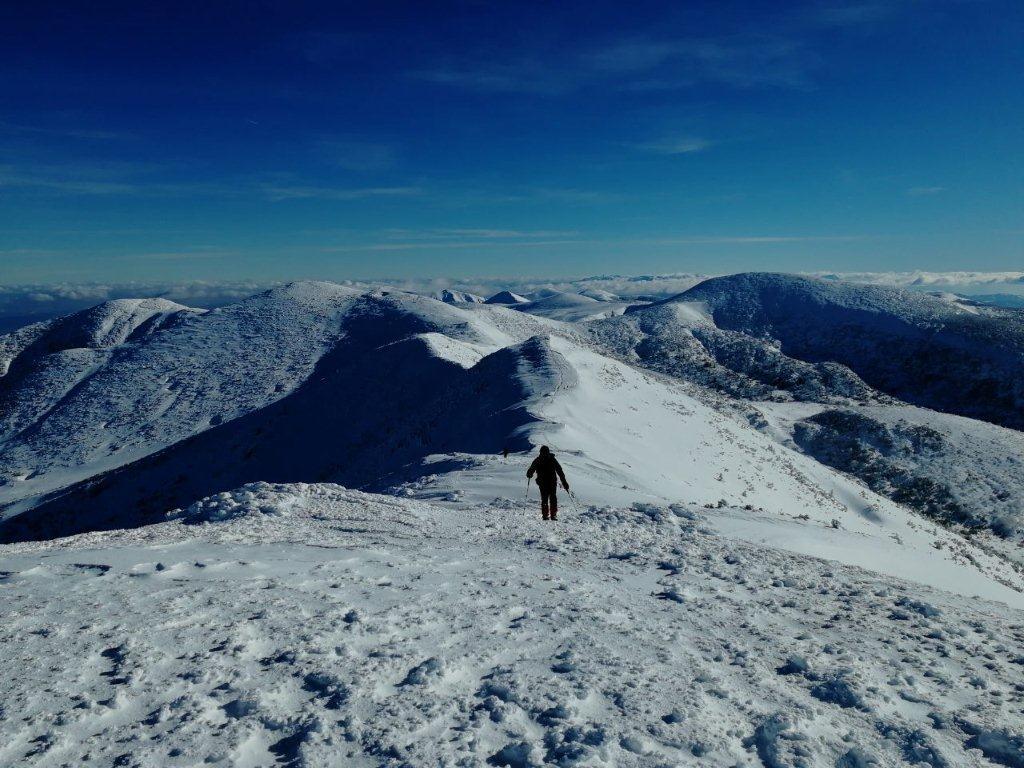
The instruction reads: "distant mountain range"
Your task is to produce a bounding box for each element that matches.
[3,274,1023,574]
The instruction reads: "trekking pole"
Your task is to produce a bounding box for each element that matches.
[571,489,583,515]
[525,477,531,501]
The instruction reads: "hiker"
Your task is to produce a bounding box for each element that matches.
[502,447,509,460]
[526,445,569,521]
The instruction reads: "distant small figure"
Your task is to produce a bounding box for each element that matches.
[526,445,569,521]
[502,447,509,460]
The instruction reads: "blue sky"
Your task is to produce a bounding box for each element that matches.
[0,0,1021,284]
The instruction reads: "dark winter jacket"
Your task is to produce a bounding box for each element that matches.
[527,451,568,490]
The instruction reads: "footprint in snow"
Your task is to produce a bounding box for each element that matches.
[550,650,577,674]
[400,657,445,686]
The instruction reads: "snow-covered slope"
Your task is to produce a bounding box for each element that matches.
[657,273,1024,430]
[385,336,1024,605]
[4,297,1021,606]
[2,277,1022,558]
[0,298,202,445]
[588,299,880,404]
[0,283,370,506]
[516,291,634,322]
[753,402,1024,541]
[1,483,1022,768]
[578,288,620,301]
[486,290,531,305]
[583,289,1024,548]
[0,319,60,377]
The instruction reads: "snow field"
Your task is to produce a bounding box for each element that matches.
[1,483,1021,767]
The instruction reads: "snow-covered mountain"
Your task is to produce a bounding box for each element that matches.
[577,287,620,302]
[0,283,367,509]
[485,289,531,305]
[2,273,1023,766]
[581,274,1024,547]
[4,273,1024,570]
[513,291,637,322]
[966,293,1024,309]
[433,288,486,304]
[655,273,1024,430]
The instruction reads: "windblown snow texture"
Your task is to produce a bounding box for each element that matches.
[1,274,1023,766]
[1,484,1022,767]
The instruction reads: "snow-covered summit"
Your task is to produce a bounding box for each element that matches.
[433,288,486,304]
[666,272,1022,330]
[515,291,633,322]
[43,297,196,349]
[485,289,530,305]
[646,273,1024,430]
[578,287,620,301]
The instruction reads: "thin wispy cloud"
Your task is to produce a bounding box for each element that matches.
[0,161,617,208]
[533,187,619,204]
[412,61,576,95]
[322,232,874,254]
[590,37,812,90]
[414,36,812,94]
[435,187,622,206]
[653,235,872,244]
[637,136,713,155]
[0,160,169,195]
[0,161,217,197]
[808,3,898,30]
[133,248,237,261]
[382,228,580,240]
[323,238,588,253]
[0,161,424,202]
[409,2,914,98]
[906,186,946,196]
[257,184,421,202]
[317,139,398,172]
[0,173,138,195]
[0,120,128,141]
[582,39,684,74]
[0,248,72,259]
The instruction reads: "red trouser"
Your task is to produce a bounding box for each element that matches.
[539,483,558,518]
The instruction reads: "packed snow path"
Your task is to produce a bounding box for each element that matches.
[2,484,1022,767]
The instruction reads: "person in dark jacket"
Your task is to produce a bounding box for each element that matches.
[526,445,569,521]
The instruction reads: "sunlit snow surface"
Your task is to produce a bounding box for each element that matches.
[2,275,1024,766]
[2,484,1022,767]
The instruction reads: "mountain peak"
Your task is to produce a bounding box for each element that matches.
[485,290,530,305]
